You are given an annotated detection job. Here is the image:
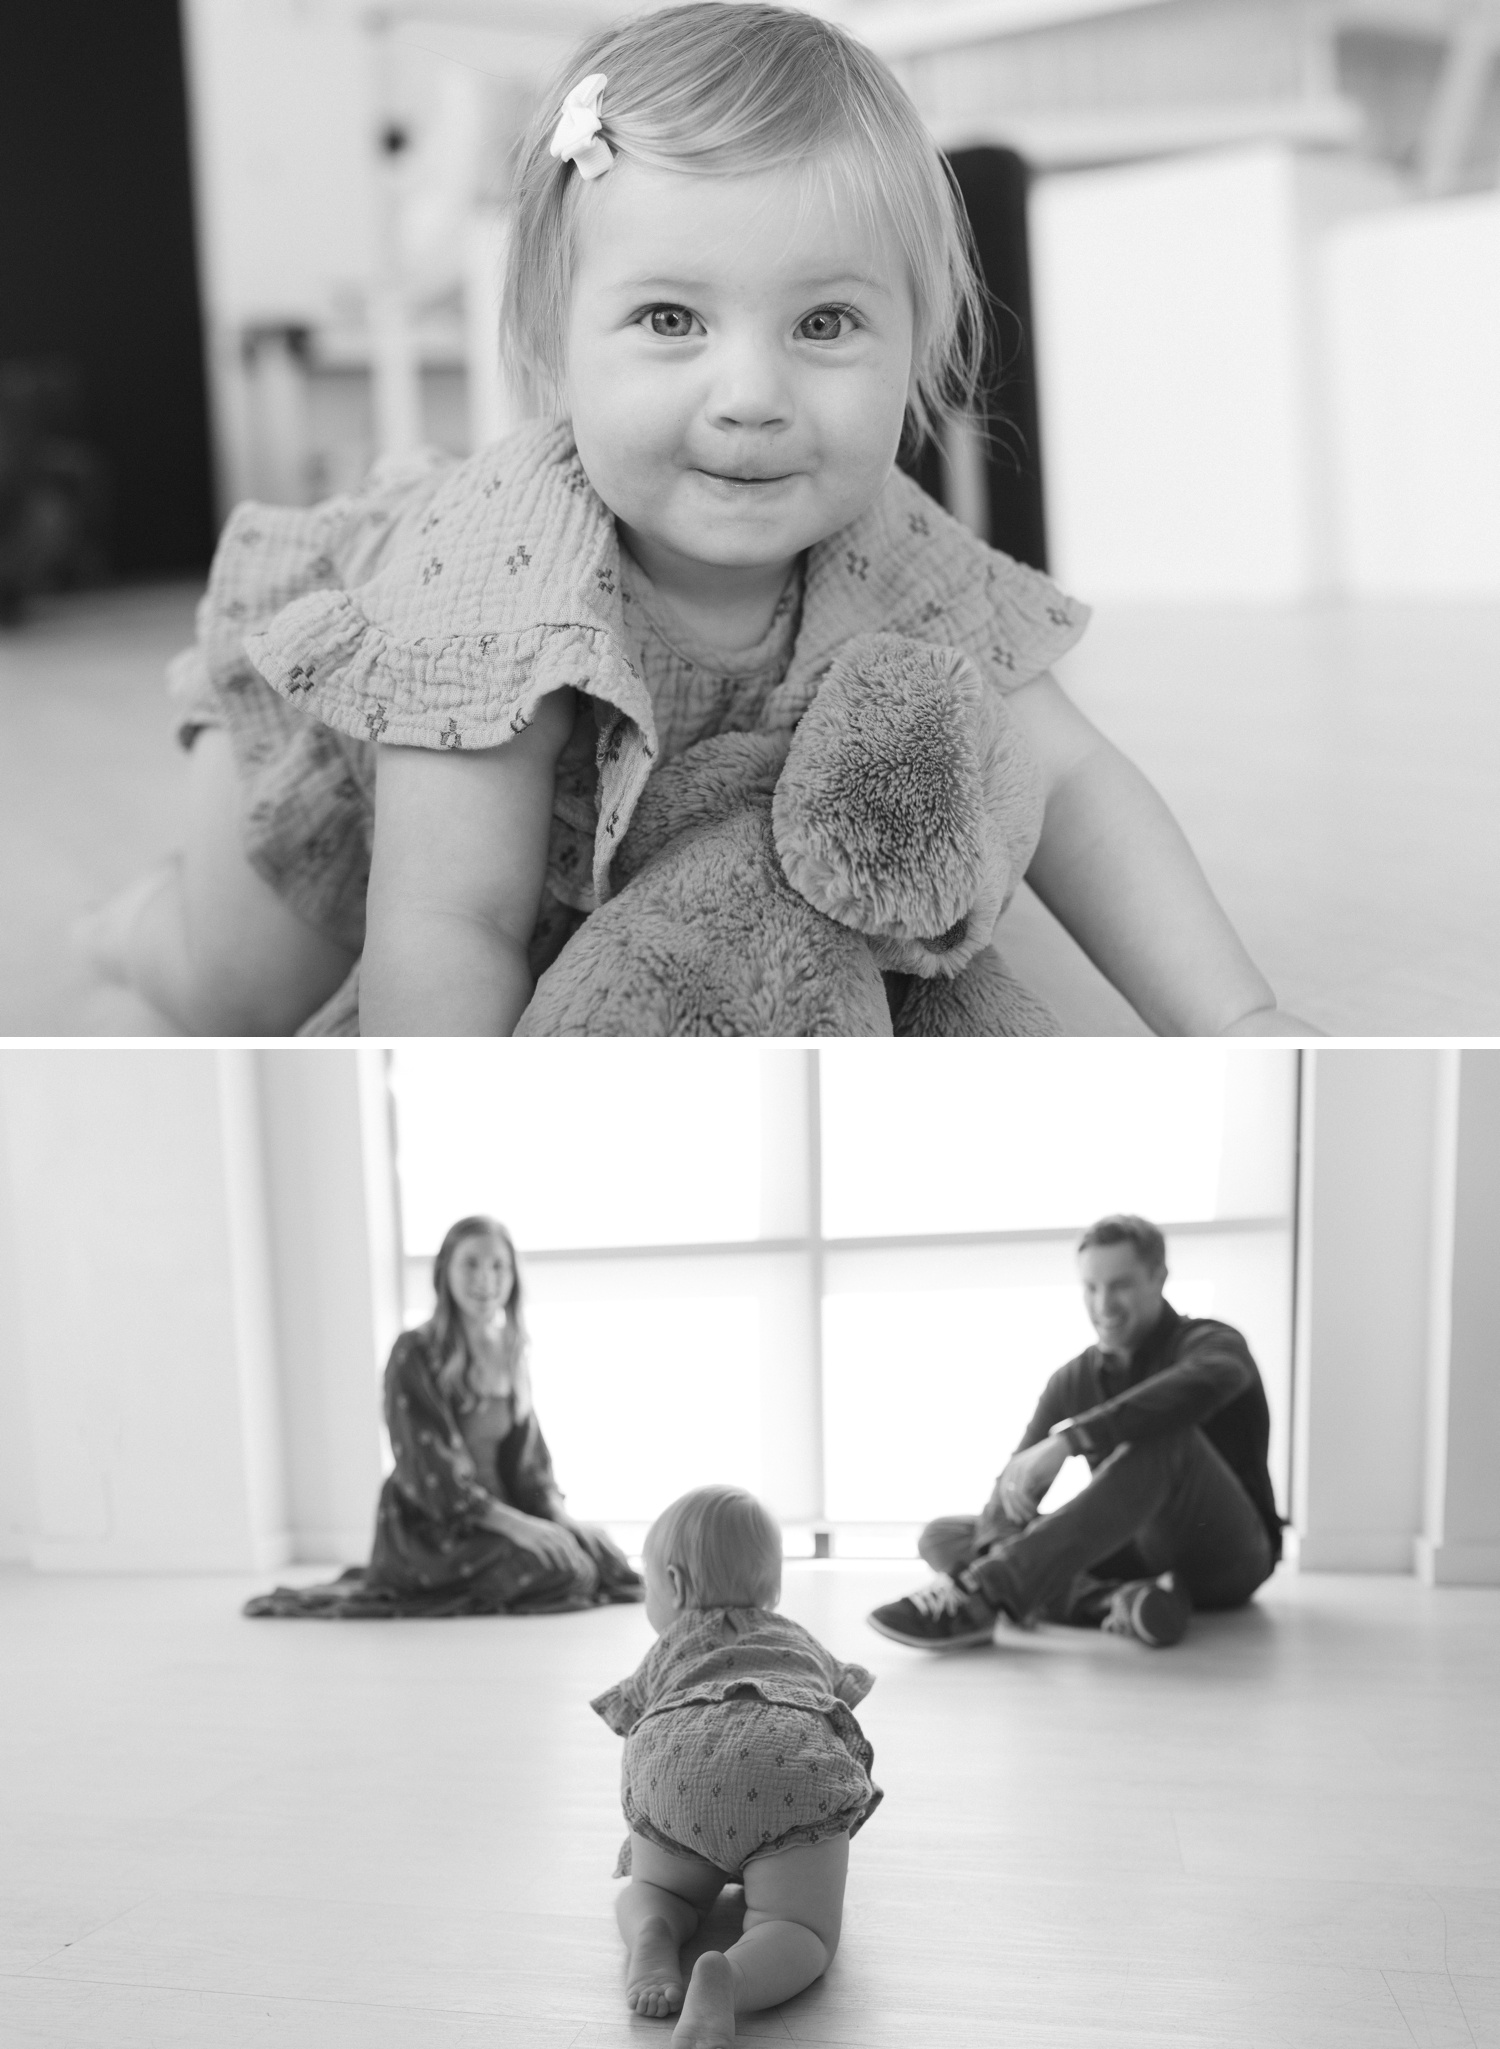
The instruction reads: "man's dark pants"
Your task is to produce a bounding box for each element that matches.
[920,1427,1275,1624]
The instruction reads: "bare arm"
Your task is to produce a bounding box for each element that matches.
[360,689,575,1035]
[1006,672,1315,1036]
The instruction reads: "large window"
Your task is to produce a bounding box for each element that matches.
[388,1046,1297,1553]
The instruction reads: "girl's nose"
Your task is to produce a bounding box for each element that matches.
[705,337,791,431]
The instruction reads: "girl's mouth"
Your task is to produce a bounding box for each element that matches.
[696,469,793,492]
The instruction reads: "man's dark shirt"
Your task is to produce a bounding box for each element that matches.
[1013,1300,1283,1560]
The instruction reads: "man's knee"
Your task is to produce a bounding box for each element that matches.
[1093,1429,1206,1482]
[1181,1538,1275,1612]
[917,1516,978,1575]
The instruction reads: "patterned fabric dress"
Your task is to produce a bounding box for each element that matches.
[242,1323,641,1619]
[169,419,1089,1033]
[592,1608,881,1880]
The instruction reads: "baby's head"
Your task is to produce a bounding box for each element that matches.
[642,1484,783,1628]
[501,2,985,584]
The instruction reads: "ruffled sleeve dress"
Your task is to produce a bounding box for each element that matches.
[171,420,1089,1029]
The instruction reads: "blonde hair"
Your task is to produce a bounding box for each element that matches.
[645,1485,783,1608]
[500,1,987,454]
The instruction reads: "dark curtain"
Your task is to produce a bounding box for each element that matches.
[901,146,1049,574]
[0,1,216,578]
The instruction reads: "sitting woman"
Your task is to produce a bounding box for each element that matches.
[245,1214,641,1617]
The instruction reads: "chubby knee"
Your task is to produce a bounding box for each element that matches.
[742,1903,840,1967]
[740,1833,848,1960]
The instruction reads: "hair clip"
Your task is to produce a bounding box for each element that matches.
[549,72,614,181]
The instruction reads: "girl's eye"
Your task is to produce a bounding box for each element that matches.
[644,305,700,338]
[797,306,854,342]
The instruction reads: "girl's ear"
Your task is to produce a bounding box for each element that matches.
[667,1563,689,1610]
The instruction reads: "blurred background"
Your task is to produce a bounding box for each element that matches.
[1,0,1498,1031]
[5,0,1488,594]
[2,1041,1495,1586]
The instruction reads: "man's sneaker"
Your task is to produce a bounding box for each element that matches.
[867,1578,998,1650]
[1101,1573,1191,1648]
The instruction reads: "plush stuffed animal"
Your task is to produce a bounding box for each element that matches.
[515,633,1061,1037]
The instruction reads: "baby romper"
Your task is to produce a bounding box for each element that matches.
[592,1606,882,1878]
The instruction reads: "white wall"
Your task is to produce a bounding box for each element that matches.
[1030,144,1401,600]
[0,1049,397,1572]
[0,1052,288,1570]
[0,1090,36,1561]
[1323,190,1500,597]
[182,0,382,333]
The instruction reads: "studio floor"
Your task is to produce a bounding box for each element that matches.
[2,1562,1496,2048]
[2,583,1500,1036]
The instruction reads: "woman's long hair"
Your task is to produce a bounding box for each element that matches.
[427,1215,533,1419]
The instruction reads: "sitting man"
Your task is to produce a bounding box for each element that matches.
[868,1213,1282,1652]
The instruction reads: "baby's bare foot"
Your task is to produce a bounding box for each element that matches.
[671,1951,736,2047]
[626,1914,686,2018]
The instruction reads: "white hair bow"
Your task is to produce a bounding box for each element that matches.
[548,72,614,181]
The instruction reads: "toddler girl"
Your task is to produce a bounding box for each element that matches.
[592,1485,879,2046]
[83,0,1309,1036]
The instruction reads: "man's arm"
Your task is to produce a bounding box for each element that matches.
[976,1359,1092,1537]
[1052,1323,1255,1457]
[1011,1359,1093,1454]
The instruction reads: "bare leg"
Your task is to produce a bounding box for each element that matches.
[615,1833,725,2019]
[76,727,356,1034]
[673,1834,849,2048]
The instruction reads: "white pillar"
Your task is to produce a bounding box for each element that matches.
[757,1050,824,1531]
[255,1047,397,1564]
[1291,1050,1442,1570]
[1417,1049,1500,1583]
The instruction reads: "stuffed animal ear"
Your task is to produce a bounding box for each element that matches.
[773,633,1040,978]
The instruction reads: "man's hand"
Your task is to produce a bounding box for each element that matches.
[996,1436,1070,1523]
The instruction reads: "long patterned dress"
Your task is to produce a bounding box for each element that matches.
[243,1324,641,1618]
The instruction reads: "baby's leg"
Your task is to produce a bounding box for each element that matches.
[77,728,356,1033]
[616,1832,725,2019]
[674,1834,849,2048]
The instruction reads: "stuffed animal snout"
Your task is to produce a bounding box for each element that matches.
[772,634,1042,976]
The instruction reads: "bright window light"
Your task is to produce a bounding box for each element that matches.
[521,1293,763,1521]
[819,1044,1285,1238]
[389,1044,764,1252]
[382,1047,1296,1542]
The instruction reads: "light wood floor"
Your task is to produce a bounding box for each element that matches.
[2,1563,1496,2047]
[2,585,1499,1035]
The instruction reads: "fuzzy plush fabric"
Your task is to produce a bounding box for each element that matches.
[517,634,1061,1038]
